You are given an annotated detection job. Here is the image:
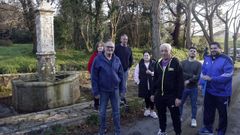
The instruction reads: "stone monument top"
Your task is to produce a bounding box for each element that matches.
[37,0,54,12]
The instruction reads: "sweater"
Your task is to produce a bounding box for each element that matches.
[181,59,202,89]
[87,51,98,73]
[114,44,133,71]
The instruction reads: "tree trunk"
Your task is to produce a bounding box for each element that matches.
[171,1,182,48]
[233,34,237,61]
[73,21,81,49]
[185,0,192,48]
[151,0,162,60]
[93,0,104,47]
[224,20,229,55]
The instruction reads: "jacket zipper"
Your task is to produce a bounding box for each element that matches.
[158,58,173,96]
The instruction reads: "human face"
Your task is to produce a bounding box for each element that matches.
[120,35,128,46]
[188,49,197,59]
[97,44,104,52]
[210,44,221,56]
[104,42,115,56]
[160,46,171,60]
[143,52,150,62]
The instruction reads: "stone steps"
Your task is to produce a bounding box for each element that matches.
[0,101,94,134]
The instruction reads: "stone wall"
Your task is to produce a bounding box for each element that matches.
[0,73,36,96]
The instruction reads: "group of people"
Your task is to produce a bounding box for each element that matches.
[87,34,234,135]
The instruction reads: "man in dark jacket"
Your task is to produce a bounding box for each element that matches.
[151,43,184,135]
[114,34,133,104]
[91,41,124,135]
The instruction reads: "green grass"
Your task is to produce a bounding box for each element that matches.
[0,44,89,74]
[0,44,189,74]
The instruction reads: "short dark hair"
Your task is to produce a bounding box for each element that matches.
[189,46,197,51]
[210,42,221,48]
[143,50,151,55]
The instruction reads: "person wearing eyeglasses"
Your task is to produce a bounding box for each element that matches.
[198,42,234,135]
[91,41,124,135]
[179,47,202,128]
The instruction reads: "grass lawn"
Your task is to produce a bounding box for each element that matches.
[0,44,90,74]
[0,44,189,74]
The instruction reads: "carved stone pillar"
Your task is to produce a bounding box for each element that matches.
[35,1,55,81]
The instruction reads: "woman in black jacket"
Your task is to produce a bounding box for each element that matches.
[134,51,158,118]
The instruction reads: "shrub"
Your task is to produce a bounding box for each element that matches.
[86,114,99,126]
[11,29,32,43]
[0,39,13,46]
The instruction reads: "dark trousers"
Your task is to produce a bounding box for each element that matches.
[94,97,99,109]
[203,91,228,134]
[155,95,181,134]
[145,96,154,110]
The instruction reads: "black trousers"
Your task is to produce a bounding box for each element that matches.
[155,95,181,134]
[145,92,154,110]
[94,97,99,109]
[203,91,228,134]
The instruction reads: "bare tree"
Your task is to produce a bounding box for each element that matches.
[192,0,224,44]
[232,2,240,61]
[165,0,185,48]
[182,0,193,48]
[217,0,240,55]
[106,0,122,41]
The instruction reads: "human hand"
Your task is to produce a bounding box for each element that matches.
[95,95,100,99]
[146,70,151,74]
[202,75,212,81]
[150,95,154,102]
[175,98,181,107]
[184,80,190,86]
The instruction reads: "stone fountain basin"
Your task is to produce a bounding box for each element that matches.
[12,71,80,113]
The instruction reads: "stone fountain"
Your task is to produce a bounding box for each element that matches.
[11,1,80,112]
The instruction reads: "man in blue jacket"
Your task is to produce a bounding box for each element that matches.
[91,40,124,135]
[198,42,234,135]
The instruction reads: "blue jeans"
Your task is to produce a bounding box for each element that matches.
[99,91,120,135]
[180,88,198,119]
[122,69,129,95]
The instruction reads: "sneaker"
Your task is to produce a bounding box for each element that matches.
[157,129,167,135]
[150,111,158,118]
[198,127,213,135]
[191,119,197,127]
[144,109,151,116]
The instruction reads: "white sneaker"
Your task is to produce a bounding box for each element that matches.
[144,109,151,116]
[157,129,167,135]
[191,119,197,127]
[150,111,158,119]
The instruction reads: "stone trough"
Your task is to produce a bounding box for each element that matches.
[12,72,80,112]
